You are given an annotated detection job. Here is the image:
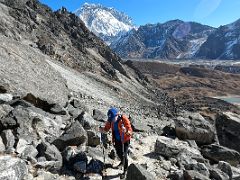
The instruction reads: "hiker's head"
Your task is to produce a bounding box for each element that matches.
[107,107,119,122]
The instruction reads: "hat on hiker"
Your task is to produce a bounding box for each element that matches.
[107,107,119,122]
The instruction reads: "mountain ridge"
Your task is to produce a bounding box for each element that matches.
[75,3,240,60]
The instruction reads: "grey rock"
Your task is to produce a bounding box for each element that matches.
[201,144,240,166]
[70,99,82,109]
[160,160,172,171]
[186,140,199,149]
[0,155,28,180]
[132,121,151,132]
[53,121,87,151]
[35,161,61,172]
[86,147,104,162]
[216,112,240,153]
[0,104,13,119]
[126,163,155,180]
[37,157,47,162]
[70,99,89,113]
[232,166,240,180]
[167,170,184,180]
[37,142,63,172]
[50,104,66,115]
[16,139,38,160]
[176,151,207,170]
[87,130,100,147]
[185,163,210,177]
[183,170,210,180]
[1,129,15,152]
[174,111,215,145]
[34,170,60,180]
[12,106,38,143]
[155,136,203,159]
[36,142,62,172]
[32,115,63,143]
[67,104,82,119]
[209,168,230,180]
[73,161,87,173]
[77,111,96,130]
[92,109,107,122]
[0,136,5,153]
[44,143,62,162]
[0,116,17,129]
[12,106,62,144]
[218,161,233,179]
[0,93,13,103]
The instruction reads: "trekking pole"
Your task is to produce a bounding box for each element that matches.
[121,124,126,174]
[99,124,106,176]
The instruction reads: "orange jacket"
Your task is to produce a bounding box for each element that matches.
[103,114,133,143]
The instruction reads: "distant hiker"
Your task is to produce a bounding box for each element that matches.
[100,107,133,178]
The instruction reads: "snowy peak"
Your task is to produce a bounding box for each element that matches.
[75,3,135,44]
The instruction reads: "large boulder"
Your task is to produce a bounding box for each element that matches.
[10,106,63,144]
[0,155,28,180]
[155,136,203,159]
[201,144,240,166]
[53,121,87,151]
[174,111,215,145]
[215,112,240,153]
[126,163,155,180]
[0,37,68,106]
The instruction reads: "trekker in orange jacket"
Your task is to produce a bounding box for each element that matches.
[100,107,133,178]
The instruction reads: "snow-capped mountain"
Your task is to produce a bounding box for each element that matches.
[110,20,214,59]
[75,3,135,45]
[196,19,240,59]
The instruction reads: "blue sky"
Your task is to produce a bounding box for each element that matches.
[39,0,240,27]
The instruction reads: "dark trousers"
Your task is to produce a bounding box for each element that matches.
[114,139,130,171]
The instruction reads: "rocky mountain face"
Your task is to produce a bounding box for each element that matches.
[110,20,214,59]
[196,19,240,59]
[0,0,129,80]
[1,0,240,180]
[75,3,135,45]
